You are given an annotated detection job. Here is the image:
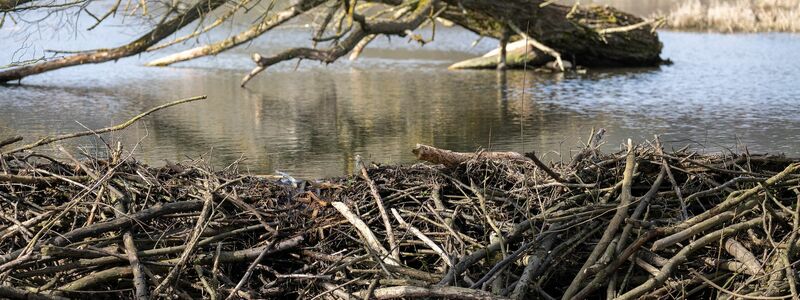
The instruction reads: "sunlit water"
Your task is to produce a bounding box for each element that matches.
[1,8,799,178]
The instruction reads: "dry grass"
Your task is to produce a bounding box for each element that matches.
[662,0,800,32]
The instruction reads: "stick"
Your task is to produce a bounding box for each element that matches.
[358,155,400,262]
[391,208,452,267]
[2,95,206,155]
[724,238,763,275]
[413,144,528,167]
[526,151,565,182]
[617,218,763,300]
[354,285,510,300]
[225,240,276,300]
[562,139,636,300]
[331,202,398,266]
[651,211,736,251]
[152,184,216,295]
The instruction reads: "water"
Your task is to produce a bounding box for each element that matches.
[2,8,800,178]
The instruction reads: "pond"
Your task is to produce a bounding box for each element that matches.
[1,10,799,178]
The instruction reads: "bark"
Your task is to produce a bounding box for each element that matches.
[0,0,227,83]
[438,0,663,67]
[412,143,529,168]
[0,0,32,12]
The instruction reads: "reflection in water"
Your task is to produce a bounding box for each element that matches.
[1,27,800,178]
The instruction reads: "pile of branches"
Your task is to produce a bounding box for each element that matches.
[1,131,799,299]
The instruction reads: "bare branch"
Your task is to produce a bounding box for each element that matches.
[241,0,438,87]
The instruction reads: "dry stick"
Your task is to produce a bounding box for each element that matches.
[562,139,636,300]
[689,270,792,300]
[650,211,736,251]
[225,239,276,300]
[661,157,688,220]
[0,198,203,266]
[56,266,136,292]
[354,285,510,300]
[671,163,800,233]
[391,208,452,267]
[0,285,66,300]
[413,143,528,168]
[616,217,764,300]
[601,164,665,299]
[152,184,216,295]
[358,156,400,262]
[572,230,660,300]
[18,225,267,278]
[786,192,800,298]
[0,174,89,185]
[61,145,149,300]
[617,166,666,253]
[469,224,564,290]
[597,18,664,35]
[438,217,539,286]
[527,151,565,182]
[724,238,764,275]
[1,95,207,155]
[331,202,398,266]
[122,233,148,300]
[194,265,216,300]
[510,234,556,300]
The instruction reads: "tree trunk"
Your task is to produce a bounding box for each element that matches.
[440,0,663,67]
[0,0,227,83]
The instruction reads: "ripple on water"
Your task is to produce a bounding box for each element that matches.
[1,29,800,177]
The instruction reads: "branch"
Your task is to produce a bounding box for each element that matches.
[146,0,327,66]
[0,0,227,83]
[1,95,206,154]
[240,0,438,87]
[0,0,33,12]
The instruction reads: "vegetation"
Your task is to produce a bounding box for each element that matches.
[663,0,800,32]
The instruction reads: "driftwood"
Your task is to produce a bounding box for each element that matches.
[1,122,799,299]
[412,143,528,167]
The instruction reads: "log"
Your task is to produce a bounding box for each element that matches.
[412,144,529,167]
[449,40,551,70]
[438,1,663,67]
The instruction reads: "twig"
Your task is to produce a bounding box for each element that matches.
[152,183,216,295]
[358,155,400,262]
[331,202,398,266]
[391,208,451,267]
[562,139,636,299]
[2,95,206,155]
[225,239,276,300]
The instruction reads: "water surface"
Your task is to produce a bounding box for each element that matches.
[1,13,799,178]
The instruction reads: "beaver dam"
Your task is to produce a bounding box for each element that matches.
[1,121,799,300]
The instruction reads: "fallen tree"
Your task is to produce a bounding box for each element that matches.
[1,0,663,86]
